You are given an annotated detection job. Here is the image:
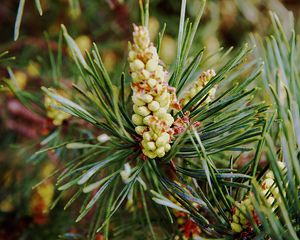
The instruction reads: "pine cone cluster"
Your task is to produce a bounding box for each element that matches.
[179,69,216,107]
[128,25,217,159]
[231,161,286,234]
[128,25,176,158]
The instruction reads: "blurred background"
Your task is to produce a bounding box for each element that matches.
[0,0,300,239]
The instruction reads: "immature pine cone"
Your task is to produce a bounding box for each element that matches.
[231,161,286,233]
[128,25,176,159]
[180,69,216,107]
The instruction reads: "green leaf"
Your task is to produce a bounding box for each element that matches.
[83,171,120,193]
[34,0,43,16]
[14,0,26,41]
[76,175,116,222]
[151,190,189,213]
[77,151,129,185]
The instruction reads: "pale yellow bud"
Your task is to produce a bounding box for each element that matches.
[243,199,251,206]
[132,95,145,106]
[194,84,201,91]
[210,87,217,98]
[277,161,286,171]
[232,215,239,223]
[156,84,163,93]
[148,78,157,88]
[165,113,174,126]
[156,132,170,147]
[130,59,144,71]
[151,133,158,141]
[271,187,279,196]
[240,217,247,225]
[131,72,139,83]
[189,88,197,98]
[141,140,147,147]
[143,131,152,141]
[231,223,243,233]
[151,122,164,134]
[133,104,139,114]
[136,106,151,116]
[156,147,165,158]
[155,68,164,81]
[153,112,165,120]
[132,114,144,125]
[262,178,274,189]
[239,213,245,222]
[135,126,147,135]
[134,28,150,49]
[128,50,136,61]
[140,94,153,103]
[148,101,160,111]
[141,69,150,79]
[240,205,246,213]
[146,59,158,72]
[158,93,170,107]
[262,189,269,196]
[265,171,274,180]
[164,143,171,152]
[143,116,152,125]
[146,141,156,151]
[155,91,168,102]
[148,46,157,56]
[267,196,275,206]
[14,71,28,90]
[153,108,167,118]
[138,38,150,49]
[142,149,157,159]
[247,204,254,212]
